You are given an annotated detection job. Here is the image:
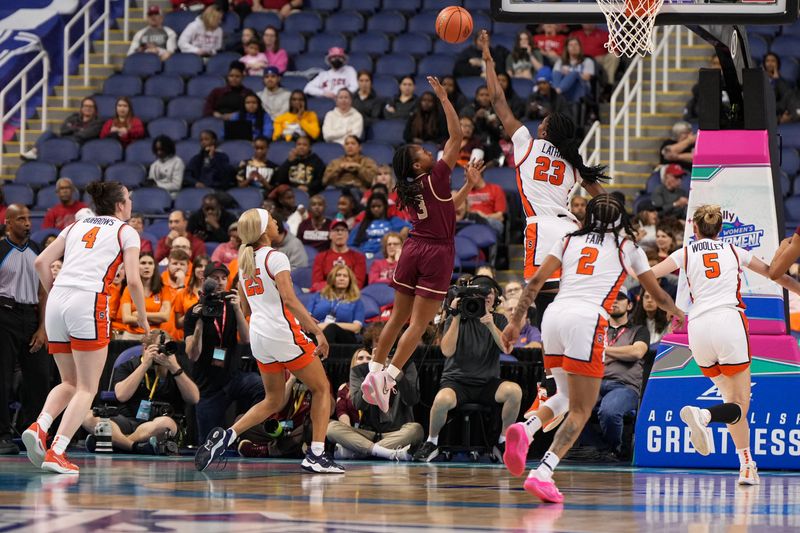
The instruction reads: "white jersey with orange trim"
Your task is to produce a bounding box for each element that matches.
[53,216,140,294]
[512,126,578,220]
[549,232,650,318]
[669,239,752,320]
[241,246,311,355]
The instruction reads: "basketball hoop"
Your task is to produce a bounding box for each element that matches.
[596,0,666,58]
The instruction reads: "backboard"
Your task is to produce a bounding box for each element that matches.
[491,0,799,25]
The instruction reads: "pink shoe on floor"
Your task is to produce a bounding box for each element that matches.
[360,370,393,413]
[523,470,564,503]
[503,423,529,477]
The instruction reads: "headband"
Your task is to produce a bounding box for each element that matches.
[256,208,270,237]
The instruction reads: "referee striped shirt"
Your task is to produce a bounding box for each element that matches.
[0,238,41,305]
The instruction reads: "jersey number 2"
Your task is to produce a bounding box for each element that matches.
[81,227,100,249]
[244,268,264,296]
[703,253,721,279]
[533,156,566,186]
[577,247,599,275]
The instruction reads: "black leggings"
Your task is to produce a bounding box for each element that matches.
[322,323,359,345]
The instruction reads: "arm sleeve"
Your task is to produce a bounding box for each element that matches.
[120,225,141,250]
[668,247,686,272]
[304,72,326,97]
[271,114,285,141]
[632,325,651,347]
[351,299,365,324]
[128,118,145,141]
[267,250,292,277]
[273,49,288,73]
[127,29,144,55]
[178,23,201,54]
[582,58,596,76]
[99,120,112,139]
[621,241,651,276]
[165,27,177,53]
[321,112,338,143]
[166,158,185,192]
[303,112,321,140]
[347,224,360,247]
[345,67,358,93]
[111,359,138,389]
[733,245,753,268]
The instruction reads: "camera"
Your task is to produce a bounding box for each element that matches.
[92,405,118,418]
[199,279,227,318]
[452,279,490,320]
[156,331,178,360]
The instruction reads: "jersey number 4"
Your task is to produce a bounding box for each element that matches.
[533,156,566,186]
[244,268,265,296]
[577,247,599,275]
[703,253,721,279]
[81,227,100,249]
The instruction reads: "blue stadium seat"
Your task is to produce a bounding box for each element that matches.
[3,184,34,206]
[434,39,472,54]
[785,196,800,227]
[784,20,800,37]
[163,54,204,77]
[293,266,313,289]
[463,0,488,9]
[771,35,800,59]
[348,52,373,73]
[144,74,185,98]
[132,187,173,214]
[748,34,769,62]
[186,75,225,97]
[494,21,526,35]
[206,52,242,76]
[367,11,406,34]
[782,148,800,176]
[164,11,196,34]
[147,219,170,239]
[191,116,225,139]
[103,74,143,96]
[422,0,453,10]
[361,142,394,165]
[308,32,348,54]
[324,11,365,34]
[779,123,800,149]
[140,231,159,252]
[15,162,57,188]
[484,167,517,193]
[382,0,421,14]
[243,76,263,93]
[493,33,515,53]
[457,77,485,99]
[450,165,465,189]
[472,12,493,33]
[341,0,380,13]
[303,244,318,263]
[219,140,254,163]
[131,95,165,123]
[125,139,157,165]
[174,188,210,212]
[373,74,399,98]
[367,120,406,144]
[283,12,323,34]
[148,117,188,141]
[350,32,390,55]
[780,172,791,196]
[294,189,310,208]
[748,24,781,37]
[321,187,343,217]
[408,11,439,34]
[781,57,799,85]
[361,294,380,319]
[105,162,147,190]
[31,228,60,245]
[314,142,345,164]
[361,283,394,307]
[281,75,309,91]
[293,54,327,71]
[176,140,199,164]
[221,12,240,34]
[38,138,80,165]
[393,33,432,56]
[268,141,293,163]
[375,53,416,77]
[457,223,497,249]
[122,53,162,77]
[645,170,662,194]
[243,12,283,33]
[308,0,341,11]
[205,242,220,256]
[307,97,335,118]
[35,184,71,211]
[60,162,102,189]
[167,96,206,123]
[512,78,535,98]
[93,94,117,119]
[80,138,123,166]
[418,54,455,77]
[454,235,480,269]
[228,187,264,210]
[523,120,541,137]
[280,33,306,55]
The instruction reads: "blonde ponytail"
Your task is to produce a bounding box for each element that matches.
[236,208,265,280]
[692,204,723,238]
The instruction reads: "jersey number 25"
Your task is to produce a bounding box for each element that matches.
[244,268,265,296]
[533,156,566,186]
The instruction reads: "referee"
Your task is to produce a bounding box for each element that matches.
[0,204,50,455]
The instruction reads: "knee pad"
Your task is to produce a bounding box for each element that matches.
[543,393,569,419]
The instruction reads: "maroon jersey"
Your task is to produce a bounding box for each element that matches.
[406,159,455,241]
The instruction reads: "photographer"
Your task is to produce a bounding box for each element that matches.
[413,276,522,462]
[185,261,264,442]
[82,331,199,452]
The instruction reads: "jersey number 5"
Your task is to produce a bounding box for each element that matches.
[703,253,721,279]
[81,227,100,249]
[577,247,599,275]
[533,156,566,186]
[244,268,265,296]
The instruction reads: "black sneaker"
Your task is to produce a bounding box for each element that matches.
[301,449,345,474]
[412,441,439,463]
[195,427,233,472]
[0,439,20,455]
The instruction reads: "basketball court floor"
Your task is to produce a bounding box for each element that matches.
[0,454,797,532]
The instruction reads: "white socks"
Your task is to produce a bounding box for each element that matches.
[386,364,401,381]
[498,435,506,445]
[524,416,542,443]
[533,451,560,479]
[427,435,439,446]
[37,412,53,433]
[371,444,396,459]
[368,361,383,373]
[51,434,69,455]
[737,447,752,467]
[311,441,325,456]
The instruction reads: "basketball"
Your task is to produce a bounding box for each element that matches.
[435,6,473,44]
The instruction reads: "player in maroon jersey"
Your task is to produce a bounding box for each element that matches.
[361,76,482,412]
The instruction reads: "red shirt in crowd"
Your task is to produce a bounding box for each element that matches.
[467,182,507,217]
[533,33,566,58]
[42,201,88,230]
[311,248,367,291]
[569,27,611,58]
[99,118,145,148]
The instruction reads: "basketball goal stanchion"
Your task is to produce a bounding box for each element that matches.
[597,0,666,57]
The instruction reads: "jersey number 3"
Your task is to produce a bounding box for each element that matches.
[533,156,566,186]
[577,247,599,275]
[81,227,100,249]
[244,268,265,296]
[703,253,721,279]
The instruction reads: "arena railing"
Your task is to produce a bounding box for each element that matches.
[0,49,50,177]
[62,0,111,107]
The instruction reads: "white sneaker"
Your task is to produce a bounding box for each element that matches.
[680,406,711,456]
[333,443,358,460]
[738,461,760,486]
[20,147,38,160]
[388,444,411,462]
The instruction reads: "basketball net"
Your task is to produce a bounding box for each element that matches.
[596,0,665,57]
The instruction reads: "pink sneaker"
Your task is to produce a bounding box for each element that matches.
[523,470,564,503]
[360,370,393,413]
[22,422,48,468]
[503,423,529,477]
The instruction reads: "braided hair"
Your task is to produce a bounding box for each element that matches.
[544,112,609,184]
[392,144,424,213]
[569,193,637,245]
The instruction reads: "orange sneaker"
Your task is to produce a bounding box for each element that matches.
[524,386,548,418]
[41,449,79,474]
[22,422,48,468]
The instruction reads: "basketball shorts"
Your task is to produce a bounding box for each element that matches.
[391,237,455,301]
[541,302,607,378]
[524,215,579,282]
[250,329,316,374]
[688,307,751,378]
[46,286,110,353]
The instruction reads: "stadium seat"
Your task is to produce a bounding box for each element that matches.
[3,183,35,206]
[281,33,306,55]
[15,162,57,188]
[341,0,380,12]
[314,142,345,164]
[457,224,497,250]
[512,78,535,98]
[174,188,210,212]
[457,77,485,99]
[781,57,799,85]
[228,187,264,210]
[92,94,117,120]
[164,10,196,34]
[367,120,406,144]
[450,166,465,189]
[268,141,293,163]
[38,138,80,165]
[176,140,199,164]
[361,283,394,307]
[780,172,791,196]
[382,0,421,14]
[781,148,800,176]
[140,231,159,252]
[422,0,452,10]
[243,76,264,93]
[361,142,394,165]
[125,139,157,165]
[147,219,170,239]
[293,266,313,289]
[243,12,283,33]
[303,244,319,264]
[187,75,225,97]
[34,185,65,211]
[350,32,390,55]
[321,188,343,217]
[130,95,165,123]
[372,74,400,98]
[324,11,365,34]
[103,74,143,97]
[417,54,455,77]
[105,162,147,190]
[308,0,340,11]
[122,53,162,77]
[293,54,327,71]
[307,97,335,118]
[748,34,769,62]
[484,167,518,193]
[206,52,242,76]
[784,20,800,37]
[493,33,516,53]
[163,54,204,77]
[375,53,416,77]
[779,123,800,149]
[494,21,526,34]
[132,187,173,214]
[281,75,308,91]
[408,11,439,34]
[785,196,800,227]
[472,12,493,33]
[219,140,254,163]
[366,11,406,34]
[644,170,662,193]
[294,189,310,208]
[191,116,225,140]
[283,12,323,34]
[523,120,542,137]
[771,36,800,59]
[361,294,380,319]
[148,117,188,141]
[434,39,472,55]
[455,235,480,269]
[221,12,240,34]
[347,53,374,73]
[392,33,433,57]
[60,162,102,189]
[167,96,206,123]
[144,74,185,98]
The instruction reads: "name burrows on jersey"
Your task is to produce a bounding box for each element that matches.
[549,232,650,318]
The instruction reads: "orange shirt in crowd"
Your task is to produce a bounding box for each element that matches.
[120,287,170,335]
[160,285,180,339]
[108,283,126,333]
[171,288,200,341]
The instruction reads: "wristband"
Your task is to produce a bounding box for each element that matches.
[171,368,184,377]
[446,307,460,317]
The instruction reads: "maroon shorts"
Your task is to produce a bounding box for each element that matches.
[390,237,454,301]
